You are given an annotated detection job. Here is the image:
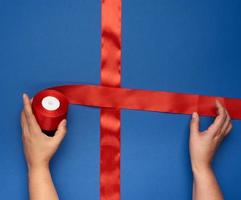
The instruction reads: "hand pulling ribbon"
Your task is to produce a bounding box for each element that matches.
[31,0,241,200]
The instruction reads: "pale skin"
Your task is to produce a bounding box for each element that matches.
[190,101,232,200]
[21,94,232,200]
[21,94,67,200]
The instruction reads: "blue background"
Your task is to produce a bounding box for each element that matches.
[0,0,241,199]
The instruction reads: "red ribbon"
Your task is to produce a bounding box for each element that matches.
[33,84,241,127]
[100,0,122,199]
[31,0,241,199]
[32,89,69,131]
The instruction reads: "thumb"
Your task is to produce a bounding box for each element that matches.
[54,119,67,142]
[190,112,200,134]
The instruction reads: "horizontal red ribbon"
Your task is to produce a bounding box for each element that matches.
[32,84,241,131]
[52,84,241,118]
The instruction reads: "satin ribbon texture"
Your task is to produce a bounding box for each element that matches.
[32,85,241,131]
[31,0,241,200]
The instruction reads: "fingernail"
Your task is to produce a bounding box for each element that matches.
[22,93,27,102]
[192,112,198,119]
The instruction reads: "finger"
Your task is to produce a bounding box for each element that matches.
[21,110,29,135]
[190,112,200,134]
[23,93,41,133]
[54,119,67,142]
[220,109,231,135]
[224,123,233,136]
[207,100,227,135]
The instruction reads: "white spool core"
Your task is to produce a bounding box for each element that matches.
[42,96,60,111]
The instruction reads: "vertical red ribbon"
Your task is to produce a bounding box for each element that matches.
[100,0,122,200]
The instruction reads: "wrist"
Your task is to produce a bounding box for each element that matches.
[192,163,213,178]
[28,163,51,183]
[28,161,50,172]
[191,161,212,174]
[28,164,50,178]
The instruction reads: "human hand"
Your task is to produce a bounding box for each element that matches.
[21,93,67,169]
[189,101,232,173]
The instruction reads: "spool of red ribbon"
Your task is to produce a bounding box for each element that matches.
[32,89,69,132]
